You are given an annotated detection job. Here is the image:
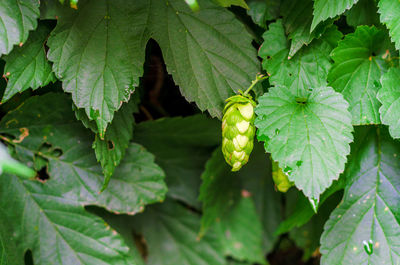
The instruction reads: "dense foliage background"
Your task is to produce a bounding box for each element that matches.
[0,0,400,264]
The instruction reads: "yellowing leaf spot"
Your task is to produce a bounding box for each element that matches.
[13,128,29,143]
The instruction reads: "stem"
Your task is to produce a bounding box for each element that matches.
[1,161,36,179]
[243,74,268,96]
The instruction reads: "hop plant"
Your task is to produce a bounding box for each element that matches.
[271,159,294,192]
[221,74,266,171]
[222,95,256,171]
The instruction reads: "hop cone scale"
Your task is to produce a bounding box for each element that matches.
[222,95,256,171]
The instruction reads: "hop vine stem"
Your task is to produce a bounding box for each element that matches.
[243,74,268,96]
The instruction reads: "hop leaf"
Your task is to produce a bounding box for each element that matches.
[222,95,256,171]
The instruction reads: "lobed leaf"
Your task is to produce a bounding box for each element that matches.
[149,0,261,119]
[47,0,149,135]
[320,126,400,265]
[328,26,393,125]
[259,20,342,93]
[255,86,353,200]
[0,93,167,214]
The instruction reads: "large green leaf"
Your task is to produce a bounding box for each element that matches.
[346,0,380,28]
[149,0,261,119]
[255,86,353,201]
[378,0,400,50]
[328,26,392,125]
[2,23,55,102]
[259,20,342,92]
[0,0,40,55]
[0,93,167,214]
[311,0,359,31]
[377,68,400,139]
[0,174,135,265]
[47,0,149,135]
[47,0,260,133]
[134,115,220,207]
[133,199,226,265]
[320,126,400,265]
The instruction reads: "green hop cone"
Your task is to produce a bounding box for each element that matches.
[271,159,294,192]
[222,95,256,171]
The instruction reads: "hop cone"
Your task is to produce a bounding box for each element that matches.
[222,95,256,171]
[272,160,294,192]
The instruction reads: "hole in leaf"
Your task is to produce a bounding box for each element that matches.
[288,73,292,76]
[38,142,52,153]
[35,167,50,182]
[107,140,115,150]
[24,250,34,265]
[267,56,271,59]
[283,166,292,174]
[371,52,376,56]
[51,148,63,157]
